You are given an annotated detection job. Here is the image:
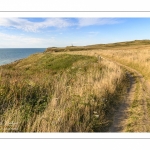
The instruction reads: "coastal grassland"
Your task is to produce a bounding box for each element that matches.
[94,48,150,132]
[0,52,127,132]
[63,46,150,131]
[69,45,150,132]
[96,49,150,81]
[45,40,150,53]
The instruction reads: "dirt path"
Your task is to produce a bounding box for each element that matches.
[109,72,136,132]
[101,57,150,132]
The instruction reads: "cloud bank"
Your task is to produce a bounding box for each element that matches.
[78,18,120,27]
[0,18,121,32]
[0,18,73,32]
[0,32,55,48]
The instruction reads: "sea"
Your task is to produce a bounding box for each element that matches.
[0,48,46,66]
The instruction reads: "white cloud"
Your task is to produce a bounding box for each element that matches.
[0,18,73,32]
[0,18,122,32]
[0,33,55,48]
[78,18,120,27]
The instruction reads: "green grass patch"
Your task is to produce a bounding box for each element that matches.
[6,53,97,75]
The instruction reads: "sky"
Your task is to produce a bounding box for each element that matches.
[0,18,150,48]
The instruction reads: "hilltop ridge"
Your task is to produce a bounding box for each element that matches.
[45,40,150,53]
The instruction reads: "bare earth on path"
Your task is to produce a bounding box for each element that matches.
[109,72,136,132]
[105,57,150,132]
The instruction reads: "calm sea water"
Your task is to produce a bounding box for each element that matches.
[0,48,46,66]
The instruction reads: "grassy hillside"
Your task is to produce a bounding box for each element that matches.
[45,40,150,53]
[63,40,150,132]
[0,52,127,132]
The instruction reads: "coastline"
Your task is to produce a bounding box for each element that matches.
[0,48,46,67]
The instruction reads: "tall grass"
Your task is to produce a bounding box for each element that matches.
[94,49,150,81]
[0,53,127,132]
[74,47,150,132]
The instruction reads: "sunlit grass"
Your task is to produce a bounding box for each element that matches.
[0,53,127,132]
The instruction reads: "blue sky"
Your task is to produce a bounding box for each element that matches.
[0,18,150,48]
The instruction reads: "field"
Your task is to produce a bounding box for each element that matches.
[64,40,150,131]
[0,52,127,132]
[1,40,150,132]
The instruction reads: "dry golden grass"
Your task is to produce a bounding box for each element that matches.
[68,44,150,132]
[95,49,150,81]
[43,40,150,132]
[95,48,150,132]
[63,44,150,132]
[0,53,127,132]
[29,60,125,132]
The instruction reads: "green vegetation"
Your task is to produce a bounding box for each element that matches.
[0,52,127,132]
[45,40,150,53]
[4,39,150,132]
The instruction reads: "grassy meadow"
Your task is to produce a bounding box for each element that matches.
[91,45,150,132]
[0,52,127,132]
[64,40,150,132]
[2,40,150,132]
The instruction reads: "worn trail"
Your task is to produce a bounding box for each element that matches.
[109,72,136,132]
[101,57,150,132]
